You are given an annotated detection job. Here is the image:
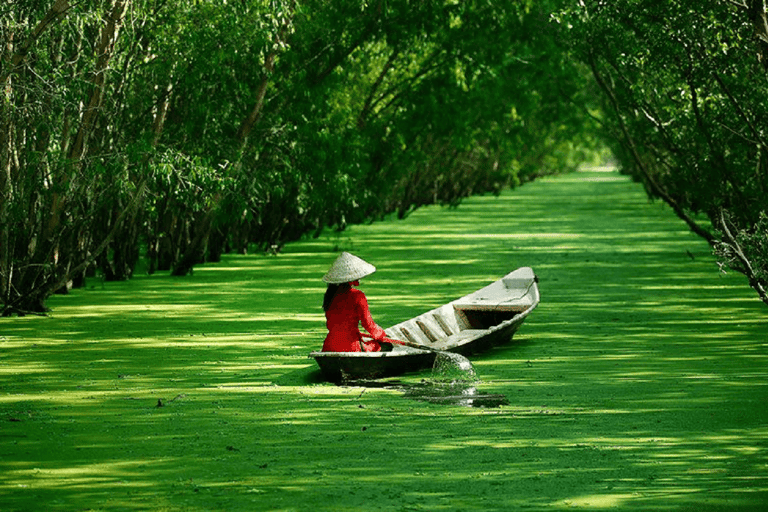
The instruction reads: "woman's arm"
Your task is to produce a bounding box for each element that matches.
[355,290,386,341]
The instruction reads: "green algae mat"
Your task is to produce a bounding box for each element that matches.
[2,169,767,511]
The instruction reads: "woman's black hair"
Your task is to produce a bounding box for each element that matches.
[323,283,349,312]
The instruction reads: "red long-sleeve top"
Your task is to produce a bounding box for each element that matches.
[322,286,386,352]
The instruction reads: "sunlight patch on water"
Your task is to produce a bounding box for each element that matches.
[553,493,635,509]
[0,363,50,376]
[53,304,212,317]
[372,232,585,239]
[3,459,167,489]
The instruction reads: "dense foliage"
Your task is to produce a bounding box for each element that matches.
[558,0,768,304]
[1,0,601,314]
[3,0,767,313]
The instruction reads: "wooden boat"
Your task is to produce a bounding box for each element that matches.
[309,266,540,382]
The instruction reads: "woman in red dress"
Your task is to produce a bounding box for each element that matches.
[321,252,387,352]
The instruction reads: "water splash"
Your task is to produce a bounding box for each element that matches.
[432,352,476,382]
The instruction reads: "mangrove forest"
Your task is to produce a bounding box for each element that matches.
[2,0,767,314]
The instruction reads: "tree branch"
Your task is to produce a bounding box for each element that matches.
[236,1,296,146]
[310,16,379,87]
[68,0,128,164]
[725,0,749,9]
[716,209,768,305]
[1,0,71,85]
[587,50,715,243]
[357,46,400,129]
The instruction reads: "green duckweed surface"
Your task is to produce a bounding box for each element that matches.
[1,169,767,511]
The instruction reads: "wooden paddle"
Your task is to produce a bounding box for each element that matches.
[361,334,475,375]
[361,333,439,353]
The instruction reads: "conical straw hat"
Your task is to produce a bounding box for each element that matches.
[322,252,376,283]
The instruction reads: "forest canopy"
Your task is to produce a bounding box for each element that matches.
[1,0,766,314]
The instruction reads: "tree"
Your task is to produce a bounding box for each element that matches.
[1,0,604,314]
[559,0,768,304]
[1,0,144,314]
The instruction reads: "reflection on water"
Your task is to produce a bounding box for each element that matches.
[344,378,509,408]
[343,353,509,408]
[402,381,510,408]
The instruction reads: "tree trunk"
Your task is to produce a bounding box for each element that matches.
[748,0,768,70]
[67,0,128,163]
[235,52,275,144]
[171,212,213,276]
[1,0,70,86]
[236,1,295,145]
[48,0,128,239]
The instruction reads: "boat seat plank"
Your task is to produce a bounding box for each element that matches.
[397,319,435,345]
[431,329,488,350]
[434,304,462,334]
[387,313,443,345]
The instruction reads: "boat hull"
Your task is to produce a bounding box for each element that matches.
[313,349,437,382]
